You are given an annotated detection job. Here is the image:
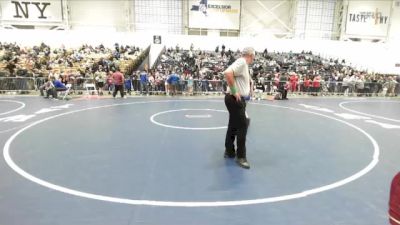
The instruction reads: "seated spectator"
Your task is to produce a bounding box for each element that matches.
[39,77,53,98]
[51,76,67,98]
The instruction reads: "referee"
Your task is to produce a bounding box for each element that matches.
[223,47,255,169]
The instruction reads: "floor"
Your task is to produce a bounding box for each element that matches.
[0,96,399,225]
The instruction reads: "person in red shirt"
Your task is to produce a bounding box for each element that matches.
[313,75,321,95]
[303,76,311,93]
[112,68,125,98]
[289,73,298,93]
[274,73,280,89]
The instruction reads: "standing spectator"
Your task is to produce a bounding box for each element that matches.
[386,76,398,97]
[124,77,132,95]
[377,76,385,96]
[289,72,298,93]
[139,70,149,95]
[164,73,170,95]
[348,74,356,96]
[303,76,311,93]
[187,74,194,95]
[370,75,378,96]
[355,75,365,96]
[112,68,124,98]
[342,74,350,96]
[167,71,180,96]
[148,71,155,94]
[254,83,263,100]
[312,74,321,96]
[95,67,106,95]
[279,73,289,99]
[154,71,163,93]
[396,76,400,96]
[364,76,371,97]
[106,72,114,94]
[273,73,280,89]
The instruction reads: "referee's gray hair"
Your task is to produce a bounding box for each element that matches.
[242,47,255,57]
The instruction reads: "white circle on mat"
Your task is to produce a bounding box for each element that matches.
[3,100,380,207]
[339,100,400,123]
[150,108,228,130]
[0,100,25,116]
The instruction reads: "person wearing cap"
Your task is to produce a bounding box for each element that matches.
[223,47,255,169]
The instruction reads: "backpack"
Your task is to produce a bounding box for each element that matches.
[390,172,400,225]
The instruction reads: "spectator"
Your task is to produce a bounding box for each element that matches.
[386,76,398,97]
[167,71,180,96]
[39,77,53,98]
[312,74,321,96]
[52,76,67,98]
[139,70,149,95]
[187,74,194,95]
[95,66,106,95]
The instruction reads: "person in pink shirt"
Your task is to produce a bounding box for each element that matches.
[289,73,298,93]
[112,68,125,98]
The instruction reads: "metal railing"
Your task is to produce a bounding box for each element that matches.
[0,77,95,94]
[0,77,398,97]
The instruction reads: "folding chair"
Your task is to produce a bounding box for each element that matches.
[59,84,72,100]
[84,83,98,96]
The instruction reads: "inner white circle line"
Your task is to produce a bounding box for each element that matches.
[3,100,379,207]
[150,109,228,130]
[0,100,26,116]
[339,100,400,123]
[185,114,212,118]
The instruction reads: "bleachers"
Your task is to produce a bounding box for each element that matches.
[0,42,399,98]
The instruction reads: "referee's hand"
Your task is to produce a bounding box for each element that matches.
[233,92,241,102]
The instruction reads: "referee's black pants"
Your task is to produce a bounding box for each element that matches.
[224,94,248,159]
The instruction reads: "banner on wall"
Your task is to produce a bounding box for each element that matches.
[0,0,63,23]
[188,0,241,30]
[153,35,162,44]
[345,0,391,37]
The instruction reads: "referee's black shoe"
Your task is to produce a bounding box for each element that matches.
[236,158,250,169]
[224,149,236,158]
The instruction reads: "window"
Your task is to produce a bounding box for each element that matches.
[134,0,183,34]
[188,28,207,36]
[294,0,336,40]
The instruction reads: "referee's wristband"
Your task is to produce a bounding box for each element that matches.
[230,86,237,95]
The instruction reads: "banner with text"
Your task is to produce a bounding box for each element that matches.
[0,0,63,23]
[188,0,241,30]
[345,0,391,37]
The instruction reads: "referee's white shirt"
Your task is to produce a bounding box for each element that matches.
[225,57,250,96]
